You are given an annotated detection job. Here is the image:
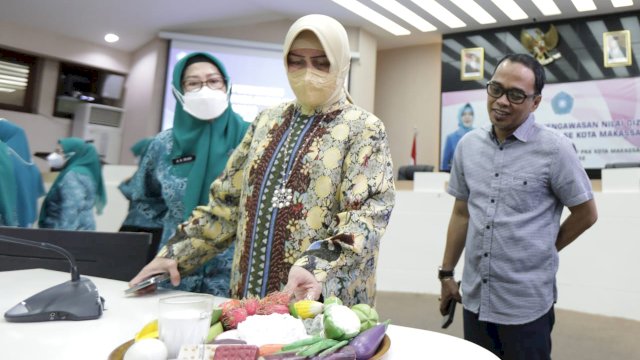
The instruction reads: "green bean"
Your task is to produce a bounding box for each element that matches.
[318,339,349,358]
[280,335,324,352]
[297,339,340,357]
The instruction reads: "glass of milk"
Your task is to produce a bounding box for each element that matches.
[159,294,214,359]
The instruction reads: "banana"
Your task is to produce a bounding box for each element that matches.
[134,319,159,342]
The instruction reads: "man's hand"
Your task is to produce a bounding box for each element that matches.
[283,265,322,301]
[439,279,462,316]
[129,257,181,294]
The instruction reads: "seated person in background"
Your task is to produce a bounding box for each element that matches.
[123,52,250,295]
[119,137,164,262]
[0,119,45,227]
[0,139,18,226]
[130,14,396,306]
[38,138,106,230]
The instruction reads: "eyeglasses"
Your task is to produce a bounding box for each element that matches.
[182,76,226,93]
[486,81,537,104]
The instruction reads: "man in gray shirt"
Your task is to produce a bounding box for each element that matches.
[438,53,598,359]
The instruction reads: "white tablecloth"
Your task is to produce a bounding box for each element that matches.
[0,269,498,359]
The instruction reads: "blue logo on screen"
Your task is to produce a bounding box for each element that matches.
[551,91,573,115]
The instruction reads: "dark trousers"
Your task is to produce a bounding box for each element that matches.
[463,306,555,360]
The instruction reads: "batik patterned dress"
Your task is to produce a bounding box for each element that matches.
[125,130,237,296]
[160,99,395,306]
[39,172,97,230]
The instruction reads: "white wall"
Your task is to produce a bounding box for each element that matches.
[349,29,377,113]
[375,43,443,176]
[118,39,168,165]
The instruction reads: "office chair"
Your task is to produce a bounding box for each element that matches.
[0,226,151,281]
[604,162,640,169]
[398,165,434,180]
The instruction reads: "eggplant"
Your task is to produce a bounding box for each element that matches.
[211,338,247,345]
[347,322,388,360]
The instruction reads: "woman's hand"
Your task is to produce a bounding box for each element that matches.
[284,265,322,301]
[128,257,181,294]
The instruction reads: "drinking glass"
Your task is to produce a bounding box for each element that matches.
[158,294,214,359]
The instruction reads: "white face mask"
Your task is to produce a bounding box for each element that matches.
[287,68,338,108]
[46,152,66,170]
[173,86,229,120]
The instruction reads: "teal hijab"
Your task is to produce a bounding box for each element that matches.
[455,103,475,135]
[0,141,17,226]
[0,119,44,226]
[39,138,107,225]
[170,52,247,219]
[130,137,153,159]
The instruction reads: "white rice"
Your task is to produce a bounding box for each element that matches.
[236,313,310,347]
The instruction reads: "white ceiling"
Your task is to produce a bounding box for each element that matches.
[0,0,637,52]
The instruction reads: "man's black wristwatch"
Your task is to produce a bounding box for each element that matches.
[438,266,454,280]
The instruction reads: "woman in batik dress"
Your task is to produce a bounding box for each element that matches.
[130,14,395,306]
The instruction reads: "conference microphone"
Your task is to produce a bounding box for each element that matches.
[1,234,105,322]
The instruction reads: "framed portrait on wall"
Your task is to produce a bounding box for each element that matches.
[603,30,631,67]
[460,47,484,81]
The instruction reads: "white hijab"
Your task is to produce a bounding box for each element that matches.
[283,14,351,110]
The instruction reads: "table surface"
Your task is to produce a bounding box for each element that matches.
[0,269,498,359]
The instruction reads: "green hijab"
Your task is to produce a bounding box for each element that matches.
[0,141,17,225]
[170,52,247,219]
[130,137,153,159]
[38,138,107,225]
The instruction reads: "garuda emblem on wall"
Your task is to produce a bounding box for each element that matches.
[521,25,562,65]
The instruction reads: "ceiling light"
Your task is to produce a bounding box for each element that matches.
[412,0,466,28]
[104,33,120,43]
[571,0,597,11]
[0,87,16,93]
[371,0,436,32]
[449,0,496,24]
[332,0,411,35]
[491,0,528,20]
[531,0,562,15]
[612,0,634,7]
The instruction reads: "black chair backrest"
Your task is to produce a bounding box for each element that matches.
[398,165,435,180]
[0,226,151,281]
[604,162,640,169]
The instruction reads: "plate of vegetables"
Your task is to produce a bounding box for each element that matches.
[109,292,390,360]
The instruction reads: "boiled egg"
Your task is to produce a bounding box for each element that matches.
[123,338,168,360]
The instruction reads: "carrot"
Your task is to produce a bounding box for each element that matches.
[259,344,285,356]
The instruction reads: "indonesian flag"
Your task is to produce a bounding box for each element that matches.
[410,132,417,165]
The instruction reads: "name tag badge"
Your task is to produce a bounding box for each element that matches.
[172,155,196,165]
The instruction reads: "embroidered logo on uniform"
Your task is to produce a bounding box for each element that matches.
[172,155,196,165]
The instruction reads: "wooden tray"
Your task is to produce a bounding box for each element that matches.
[109,334,390,359]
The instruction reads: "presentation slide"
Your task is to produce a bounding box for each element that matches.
[441,76,640,170]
